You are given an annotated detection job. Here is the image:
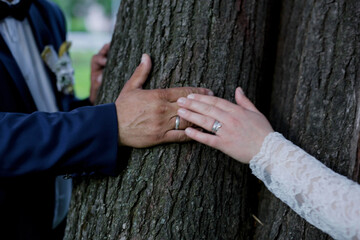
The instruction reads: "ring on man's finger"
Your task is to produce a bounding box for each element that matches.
[211,120,222,134]
[175,116,180,130]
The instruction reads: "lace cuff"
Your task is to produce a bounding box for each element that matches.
[250,132,360,240]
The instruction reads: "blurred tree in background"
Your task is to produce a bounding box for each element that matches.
[51,0,119,32]
[50,0,119,99]
[51,0,87,31]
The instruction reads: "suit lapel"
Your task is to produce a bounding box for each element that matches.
[27,3,54,54]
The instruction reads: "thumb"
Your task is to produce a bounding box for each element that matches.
[123,54,152,91]
[235,87,260,113]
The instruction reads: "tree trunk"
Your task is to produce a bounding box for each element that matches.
[65,0,275,239]
[65,0,360,239]
[254,0,360,239]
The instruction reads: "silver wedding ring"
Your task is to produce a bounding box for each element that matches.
[175,116,180,130]
[211,120,222,134]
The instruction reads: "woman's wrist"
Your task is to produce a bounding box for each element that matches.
[248,131,276,164]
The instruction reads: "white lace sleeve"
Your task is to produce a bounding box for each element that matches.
[250,132,360,240]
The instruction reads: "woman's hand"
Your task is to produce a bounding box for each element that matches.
[177,87,274,164]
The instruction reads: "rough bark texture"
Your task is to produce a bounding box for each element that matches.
[65,0,274,239]
[65,0,360,239]
[254,0,360,239]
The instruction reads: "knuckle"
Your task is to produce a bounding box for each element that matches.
[204,105,213,114]
[157,89,170,100]
[93,54,100,61]
[173,133,185,142]
[152,119,164,131]
[184,88,193,95]
[195,87,205,94]
[179,87,195,98]
[155,103,169,115]
[178,87,188,94]
[134,65,142,74]
[178,133,188,142]
[207,137,218,147]
[153,127,165,141]
[228,115,239,126]
[213,98,221,106]
[153,134,163,143]
[199,117,208,127]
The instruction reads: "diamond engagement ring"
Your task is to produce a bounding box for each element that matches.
[211,120,222,134]
[175,116,180,130]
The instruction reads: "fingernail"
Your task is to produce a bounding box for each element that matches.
[178,108,186,115]
[141,54,146,63]
[177,97,186,105]
[187,94,195,99]
[208,90,214,96]
[237,87,244,95]
[185,128,192,135]
[96,74,103,83]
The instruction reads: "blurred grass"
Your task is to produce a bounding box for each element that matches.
[71,51,95,99]
[70,18,87,32]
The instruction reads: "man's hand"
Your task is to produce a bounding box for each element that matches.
[115,54,213,148]
[90,43,110,104]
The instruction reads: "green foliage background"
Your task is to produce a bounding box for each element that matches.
[51,0,114,32]
[72,51,93,99]
[49,0,115,99]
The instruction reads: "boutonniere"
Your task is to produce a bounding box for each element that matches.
[41,42,75,95]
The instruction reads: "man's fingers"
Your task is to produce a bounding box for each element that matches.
[92,43,110,68]
[162,87,214,102]
[122,54,152,92]
[96,73,103,83]
[99,43,110,55]
[93,55,107,67]
[169,114,193,131]
[161,130,192,144]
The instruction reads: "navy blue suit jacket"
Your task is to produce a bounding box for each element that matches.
[0,0,119,239]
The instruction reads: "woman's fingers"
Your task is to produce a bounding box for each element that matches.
[235,87,259,113]
[184,87,260,114]
[185,94,237,112]
[162,87,214,102]
[177,108,219,133]
[184,127,219,149]
[175,87,274,164]
[177,97,227,121]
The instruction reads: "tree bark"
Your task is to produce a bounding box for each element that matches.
[65,0,275,239]
[254,0,360,239]
[65,0,360,239]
